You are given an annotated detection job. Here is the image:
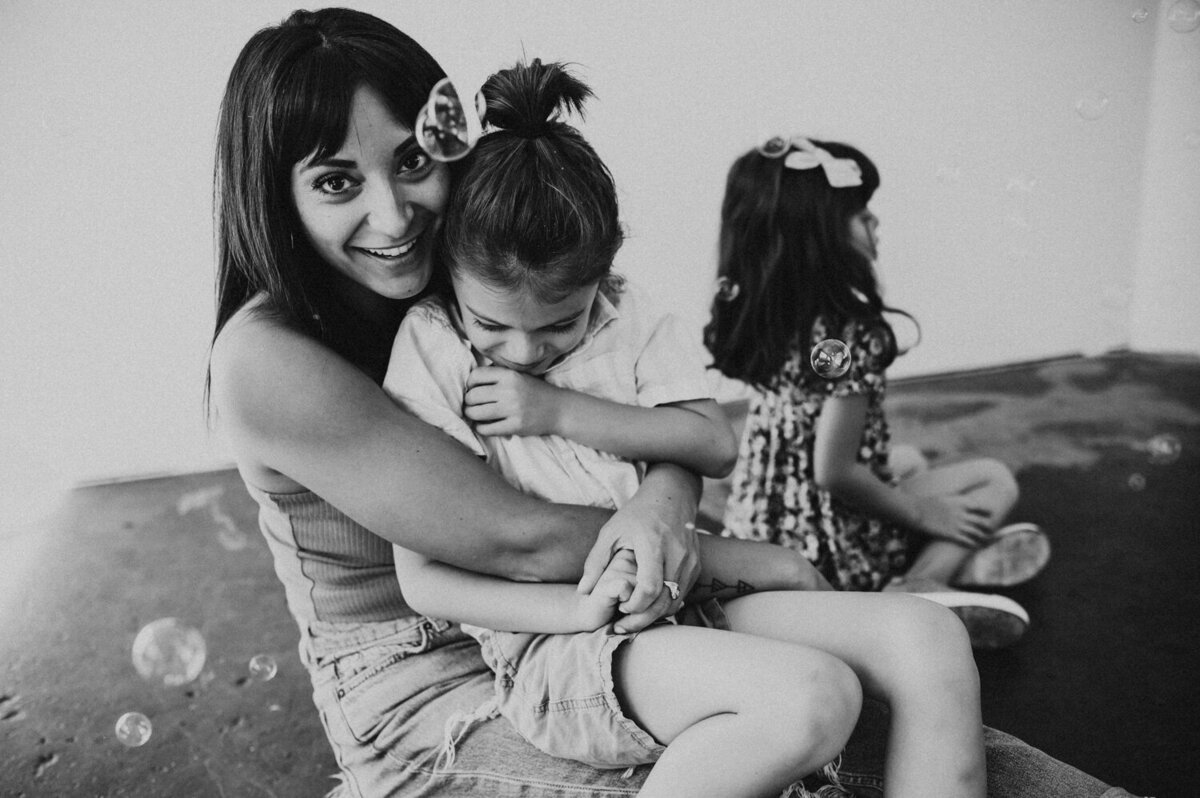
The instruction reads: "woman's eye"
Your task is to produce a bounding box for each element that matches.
[545,323,577,335]
[398,150,434,177]
[314,174,356,195]
[475,320,507,333]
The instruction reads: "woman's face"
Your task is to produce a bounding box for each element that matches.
[291,84,450,300]
[848,206,880,263]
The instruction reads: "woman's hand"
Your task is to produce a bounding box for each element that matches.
[577,467,700,633]
[464,365,564,437]
[915,494,991,548]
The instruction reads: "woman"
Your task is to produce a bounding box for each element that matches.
[208,8,1138,797]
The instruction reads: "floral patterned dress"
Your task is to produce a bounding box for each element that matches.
[722,316,910,591]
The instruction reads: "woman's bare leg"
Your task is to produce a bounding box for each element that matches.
[614,625,861,798]
[723,590,987,798]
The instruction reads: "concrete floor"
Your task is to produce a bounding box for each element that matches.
[2,353,1197,797]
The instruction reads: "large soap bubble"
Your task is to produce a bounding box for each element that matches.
[1167,0,1200,32]
[131,618,206,687]
[416,78,484,163]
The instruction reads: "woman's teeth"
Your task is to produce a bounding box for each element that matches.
[361,239,416,258]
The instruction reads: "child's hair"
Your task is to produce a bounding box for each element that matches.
[441,59,623,304]
[704,137,912,388]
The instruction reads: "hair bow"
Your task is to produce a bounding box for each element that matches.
[758,135,863,188]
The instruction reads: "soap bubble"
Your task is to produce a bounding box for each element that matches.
[1146,434,1182,465]
[248,654,278,682]
[131,618,206,687]
[935,164,962,183]
[1075,90,1110,121]
[714,276,740,302]
[1167,0,1200,32]
[810,339,852,380]
[1132,7,1150,22]
[416,77,484,162]
[1127,473,1147,491]
[115,712,152,747]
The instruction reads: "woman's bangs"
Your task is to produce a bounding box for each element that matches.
[277,53,357,167]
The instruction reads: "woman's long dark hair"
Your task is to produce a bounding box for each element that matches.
[704,138,913,388]
[441,59,623,303]
[209,8,445,394]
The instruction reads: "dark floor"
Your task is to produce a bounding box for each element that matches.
[2,352,1197,797]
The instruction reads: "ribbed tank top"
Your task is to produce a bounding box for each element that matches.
[243,481,413,626]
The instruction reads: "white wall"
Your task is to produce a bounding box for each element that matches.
[1,0,1196,487]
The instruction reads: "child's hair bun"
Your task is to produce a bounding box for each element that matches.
[483,58,592,139]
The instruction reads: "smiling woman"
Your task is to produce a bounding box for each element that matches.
[289,85,447,303]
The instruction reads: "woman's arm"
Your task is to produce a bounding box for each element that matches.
[464,367,738,478]
[813,394,990,546]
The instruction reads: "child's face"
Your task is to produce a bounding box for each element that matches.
[452,272,600,375]
[848,207,880,262]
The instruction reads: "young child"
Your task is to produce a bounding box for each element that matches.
[705,135,1052,650]
[384,62,988,798]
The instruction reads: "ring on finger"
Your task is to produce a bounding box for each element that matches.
[662,580,681,601]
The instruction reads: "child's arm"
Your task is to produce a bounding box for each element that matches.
[464,367,738,478]
[395,544,638,634]
[813,394,991,547]
[686,532,834,601]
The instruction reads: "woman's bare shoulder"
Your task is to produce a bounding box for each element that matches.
[209,298,350,490]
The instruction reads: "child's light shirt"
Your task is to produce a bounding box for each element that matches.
[384,281,712,511]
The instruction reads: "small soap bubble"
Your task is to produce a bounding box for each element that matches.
[1146,433,1182,465]
[935,164,962,184]
[1075,90,1110,121]
[1184,130,1200,149]
[131,618,206,687]
[248,654,278,682]
[1132,7,1150,22]
[1127,472,1147,491]
[714,276,741,302]
[115,712,152,747]
[810,339,852,380]
[1167,0,1200,32]
[1006,174,1037,193]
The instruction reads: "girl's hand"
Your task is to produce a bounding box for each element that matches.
[574,549,638,630]
[464,365,565,437]
[915,495,992,548]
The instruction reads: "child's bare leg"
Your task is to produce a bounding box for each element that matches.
[900,458,1019,584]
[722,590,986,798]
[614,624,861,798]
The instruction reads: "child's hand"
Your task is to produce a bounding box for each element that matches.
[915,495,991,548]
[464,365,565,437]
[574,549,638,631]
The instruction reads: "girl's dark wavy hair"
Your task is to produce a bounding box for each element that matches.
[209,7,445,393]
[441,59,623,303]
[704,138,914,388]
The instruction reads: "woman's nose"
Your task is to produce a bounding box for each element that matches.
[365,180,412,238]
